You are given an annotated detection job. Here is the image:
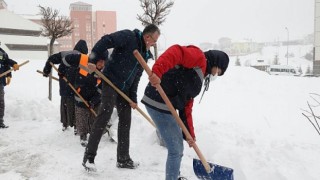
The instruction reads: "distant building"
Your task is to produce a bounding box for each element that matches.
[0,0,7,9]
[0,9,48,60]
[62,1,117,52]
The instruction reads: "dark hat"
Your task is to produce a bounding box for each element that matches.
[204,50,229,76]
[74,39,88,54]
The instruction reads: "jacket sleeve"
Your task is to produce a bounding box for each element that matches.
[43,53,62,74]
[152,45,206,79]
[179,99,195,139]
[129,65,143,103]
[5,58,17,78]
[90,30,132,64]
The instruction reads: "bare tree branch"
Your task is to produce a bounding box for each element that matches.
[302,113,320,136]
[307,102,320,131]
[38,5,73,55]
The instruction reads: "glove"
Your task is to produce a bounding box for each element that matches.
[6,77,11,85]
[13,64,19,71]
[43,73,49,77]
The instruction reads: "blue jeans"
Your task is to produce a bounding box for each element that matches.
[146,106,183,180]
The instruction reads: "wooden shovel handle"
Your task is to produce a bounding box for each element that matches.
[133,50,212,173]
[94,69,156,128]
[49,62,97,117]
[0,60,29,78]
[36,70,59,81]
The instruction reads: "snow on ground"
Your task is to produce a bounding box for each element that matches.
[0,45,320,180]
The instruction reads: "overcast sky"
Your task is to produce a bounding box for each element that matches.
[6,0,314,47]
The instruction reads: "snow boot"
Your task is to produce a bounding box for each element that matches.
[116,158,139,169]
[82,152,96,172]
[80,134,87,147]
[0,123,8,128]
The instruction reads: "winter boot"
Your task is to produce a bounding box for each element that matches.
[116,158,139,169]
[80,134,87,147]
[82,152,96,172]
[178,176,188,180]
[0,123,8,128]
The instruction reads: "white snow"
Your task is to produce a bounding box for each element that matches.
[0,45,320,180]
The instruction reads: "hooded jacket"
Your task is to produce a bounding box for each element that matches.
[141,45,207,138]
[43,40,88,96]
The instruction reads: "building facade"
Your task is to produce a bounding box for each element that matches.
[58,1,117,52]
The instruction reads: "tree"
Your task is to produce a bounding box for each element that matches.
[137,0,174,59]
[302,93,320,137]
[38,5,73,101]
[235,56,241,66]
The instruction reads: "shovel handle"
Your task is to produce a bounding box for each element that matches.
[36,70,59,81]
[49,62,97,117]
[94,69,156,128]
[0,60,29,78]
[133,50,212,173]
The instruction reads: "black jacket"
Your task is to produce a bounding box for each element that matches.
[0,48,17,86]
[74,70,102,108]
[89,29,152,103]
[43,40,88,97]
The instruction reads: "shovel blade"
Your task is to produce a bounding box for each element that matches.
[193,158,234,180]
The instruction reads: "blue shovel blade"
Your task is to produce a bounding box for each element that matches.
[193,158,234,180]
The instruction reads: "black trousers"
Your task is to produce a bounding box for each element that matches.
[86,82,132,162]
[60,96,75,128]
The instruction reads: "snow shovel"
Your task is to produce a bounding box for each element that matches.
[133,50,234,180]
[0,60,29,78]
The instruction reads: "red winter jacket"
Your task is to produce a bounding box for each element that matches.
[142,44,206,138]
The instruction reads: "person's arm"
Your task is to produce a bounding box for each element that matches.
[89,30,131,64]
[43,53,62,75]
[179,99,195,139]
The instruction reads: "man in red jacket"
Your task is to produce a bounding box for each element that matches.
[141,45,229,180]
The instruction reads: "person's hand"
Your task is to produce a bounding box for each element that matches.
[149,72,161,87]
[130,102,137,109]
[13,64,19,71]
[43,73,49,77]
[6,77,11,85]
[87,63,96,74]
[186,137,196,147]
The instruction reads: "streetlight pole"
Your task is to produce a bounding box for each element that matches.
[285,27,289,65]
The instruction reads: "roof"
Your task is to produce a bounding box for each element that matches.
[70,1,92,6]
[0,9,42,31]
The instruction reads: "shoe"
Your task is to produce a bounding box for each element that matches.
[80,139,88,147]
[0,123,8,128]
[80,134,87,147]
[116,158,139,169]
[74,128,78,135]
[178,177,188,180]
[62,126,67,131]
[82,153,96,172]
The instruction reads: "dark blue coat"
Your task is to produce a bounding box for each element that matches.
[0,48,17,86]
[89,29,152,103]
